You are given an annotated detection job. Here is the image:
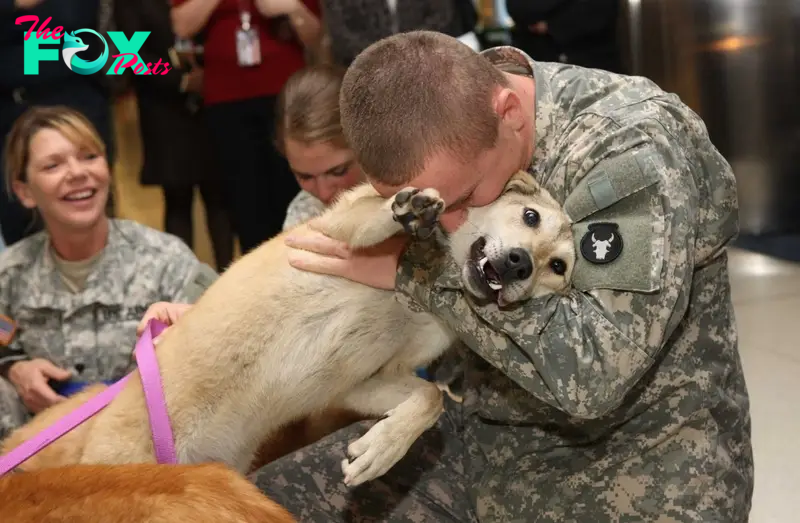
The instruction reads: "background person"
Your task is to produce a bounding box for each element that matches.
[0,106,217,439]
[320,0,477,67]
[170,0,323,255]
[115,0,235,272]
[506,0,624,73]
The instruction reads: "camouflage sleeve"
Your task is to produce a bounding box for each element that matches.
[282,190,326,232]
[157,242,220,304]
[396,121,700,419]
[0,269,28,378]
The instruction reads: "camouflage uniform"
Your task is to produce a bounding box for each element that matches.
[252,47,754,522]
[0,219,218,438]
[283,190,327,231]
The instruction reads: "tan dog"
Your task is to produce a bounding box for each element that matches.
[1,462,295,522]
[2,172,574,487]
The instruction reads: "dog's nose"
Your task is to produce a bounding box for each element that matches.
[498,248,533,282]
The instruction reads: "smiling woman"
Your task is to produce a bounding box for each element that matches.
[0,105,219,440]
[4,106,112,253]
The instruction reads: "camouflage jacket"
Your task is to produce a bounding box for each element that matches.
[396,48,752,520]
[0,219,218,383]
[282,189,327,231]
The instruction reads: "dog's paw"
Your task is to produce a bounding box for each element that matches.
[391,187,445,240]
[340,410,414,487]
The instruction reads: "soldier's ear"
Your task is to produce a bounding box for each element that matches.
[503,171,541,197]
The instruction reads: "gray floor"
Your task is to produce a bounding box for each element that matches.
[728,247,800,522]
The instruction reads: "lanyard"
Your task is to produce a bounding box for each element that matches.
[237,0,254,29]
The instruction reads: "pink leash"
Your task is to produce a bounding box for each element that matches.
[0,319,177,476]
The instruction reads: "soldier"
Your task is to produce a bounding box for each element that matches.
[258,31,755,521]
[0,106,217,439]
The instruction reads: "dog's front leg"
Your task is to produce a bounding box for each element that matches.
[334,373,444,487]
[315,183,445,249]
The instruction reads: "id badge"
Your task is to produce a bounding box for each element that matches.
[236,12,261,67]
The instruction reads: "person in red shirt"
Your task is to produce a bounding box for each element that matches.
[170,0,322,255]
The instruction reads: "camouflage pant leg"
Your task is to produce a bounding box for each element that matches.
[0,378,29,441]
[492,427,754,523]
[250,399,477,523]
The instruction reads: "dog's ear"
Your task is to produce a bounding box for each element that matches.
[503,171,542,196]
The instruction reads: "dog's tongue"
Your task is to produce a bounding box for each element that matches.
[484,264,501,289]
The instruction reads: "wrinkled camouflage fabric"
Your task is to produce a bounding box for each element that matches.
[283,190,327,232]
[253,46,753,522]
[0,219,218,439]
[252,396,478,522]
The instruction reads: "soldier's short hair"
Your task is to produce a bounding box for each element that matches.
[340,30,510,186]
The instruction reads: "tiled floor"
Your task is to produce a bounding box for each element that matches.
[112,96,799,522]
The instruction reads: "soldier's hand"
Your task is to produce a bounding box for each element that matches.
[137,302,192,344]
[8,359,70,413]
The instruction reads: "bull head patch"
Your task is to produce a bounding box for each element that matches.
[580,222,623,264]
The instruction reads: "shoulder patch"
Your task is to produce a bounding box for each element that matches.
[0,314,18,346]
[580,222,623,264]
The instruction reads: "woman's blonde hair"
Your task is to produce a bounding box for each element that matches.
[3,105,106,193]
[275,63,348,154]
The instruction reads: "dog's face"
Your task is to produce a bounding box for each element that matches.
[448,171,575,307]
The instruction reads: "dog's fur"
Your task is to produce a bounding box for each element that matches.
[2,382,366,474]
[1,463,296,522]
[2,172,574,487]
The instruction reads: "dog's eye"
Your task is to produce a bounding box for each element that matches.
[523,208,540,227]
[550,258,567,276]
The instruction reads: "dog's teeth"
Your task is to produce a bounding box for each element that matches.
[479,257,488,270]
[488,281,503,291]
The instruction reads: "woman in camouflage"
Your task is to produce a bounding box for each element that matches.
[276,64,366,231]
[0,106,217,439]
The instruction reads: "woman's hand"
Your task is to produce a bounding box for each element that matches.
[8,359,70,413]
[14,0,46,9]
[284,227,408,291]
[137,302,193,343]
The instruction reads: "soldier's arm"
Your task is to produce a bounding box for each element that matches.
[396,120,706,419]
[157,241,220,304]
[0,271,28,380]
